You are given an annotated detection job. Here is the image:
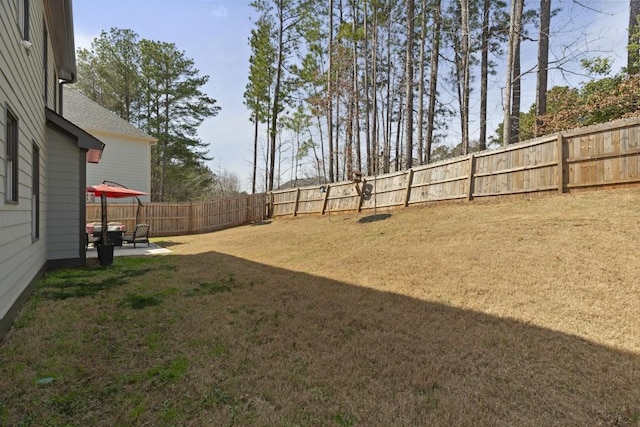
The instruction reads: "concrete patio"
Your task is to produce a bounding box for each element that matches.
[86,242,171,258]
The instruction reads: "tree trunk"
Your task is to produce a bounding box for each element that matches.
[252,111,258,194]
[327,0,335,182]
[384,11,392,173]
[426,0,441,164]
[459,0,471,155]
[316,116,327,182]
[511,39,521,144]
[269,5,285,191]
[405,0,415,169]
[535,0,551,136]
[372,11,379,174]
[503,0,523,146]
[479,0,490,151]
[364,1,372,175]
[395,88,403,171]
[416,0,427,164]
[352,0,362,174]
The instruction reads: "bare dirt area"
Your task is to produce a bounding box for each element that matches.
[1,188,639,426]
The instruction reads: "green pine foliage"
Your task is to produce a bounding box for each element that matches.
[74,29,221,202]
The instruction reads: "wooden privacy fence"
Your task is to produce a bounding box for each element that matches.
[87,193,268,237]
[271,116,640,217]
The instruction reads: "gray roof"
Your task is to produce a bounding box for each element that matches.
[63,89,155,142]
[277,176,328,190]
[45,108,105,163]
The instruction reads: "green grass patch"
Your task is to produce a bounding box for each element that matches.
[333,410,356,427]
[36,258,173,300]
[185,275,236,296]
[204,385,235,408]
[146,358,189,384]
[120,358,189,387]
[211,340,230,358]
[121,294,162,309]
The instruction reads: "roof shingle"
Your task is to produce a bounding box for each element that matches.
[63,89,155,141]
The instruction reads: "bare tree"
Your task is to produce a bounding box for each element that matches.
[535,0,551,136]
[503,0,523,146]
[405,0,415,169]
[478,0,490,151]
[458,0,471,154]
[416,0,427,164]
[425,0,442,164]
[327,0,335,182]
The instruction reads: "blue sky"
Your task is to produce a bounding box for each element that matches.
[72,0,631,191]
[73,0,257,190]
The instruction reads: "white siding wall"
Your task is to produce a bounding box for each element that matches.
[86,133,152,203]
[0,0,52,320]
[46,127,81,261]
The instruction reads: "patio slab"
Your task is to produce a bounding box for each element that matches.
[86,242,171,258]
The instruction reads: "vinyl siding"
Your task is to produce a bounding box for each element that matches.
[86,133,152,202]
[46,126,82,261]
[0,0,63,325]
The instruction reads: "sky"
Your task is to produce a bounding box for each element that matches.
[71,0,632,192]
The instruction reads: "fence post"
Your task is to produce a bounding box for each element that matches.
[321,184,330,215]
[466,154,476,201]
[357,181,365,212]
[293,188,301,216]
[557,133,566,193]
[404,169,414,207]
[189,202,194,234]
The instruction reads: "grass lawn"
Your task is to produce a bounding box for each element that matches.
[1,188,639,426]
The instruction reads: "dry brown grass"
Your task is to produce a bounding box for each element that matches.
[1,188,639,426]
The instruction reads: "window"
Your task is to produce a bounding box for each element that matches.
[43,21,48,102]
[32,143,40,239]
[6,110,19,203]
[18,0,30,41]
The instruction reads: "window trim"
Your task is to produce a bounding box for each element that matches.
[31,142,40,240]
[22,0,30,41]
[5,108,19,203]
[18,0,30,41]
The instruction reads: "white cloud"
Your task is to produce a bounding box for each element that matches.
[209,5,228,19]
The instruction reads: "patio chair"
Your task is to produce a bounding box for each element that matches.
[122,224,151,248]
[86,233,100,249]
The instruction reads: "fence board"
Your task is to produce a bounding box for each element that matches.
[87,194,267,236]
[269,116,640,217]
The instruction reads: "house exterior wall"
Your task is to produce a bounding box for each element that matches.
[0,0,73,336]
[46,126,85,266]
[86,132,153,203]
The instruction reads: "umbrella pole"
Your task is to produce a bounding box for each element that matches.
[101,192,108,244]
[135,197,142,225]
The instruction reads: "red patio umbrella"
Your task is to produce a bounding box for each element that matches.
[87,183,147,198]
[87,183,148,246]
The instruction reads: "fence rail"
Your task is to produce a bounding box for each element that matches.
[271,116,640,217]
[87,193,268,237]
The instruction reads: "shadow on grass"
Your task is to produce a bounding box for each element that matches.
[251,220,273,226]
[1,250,639,426]
[36,260,166,300]
[151,240,184,248]
[357,213,392,223]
